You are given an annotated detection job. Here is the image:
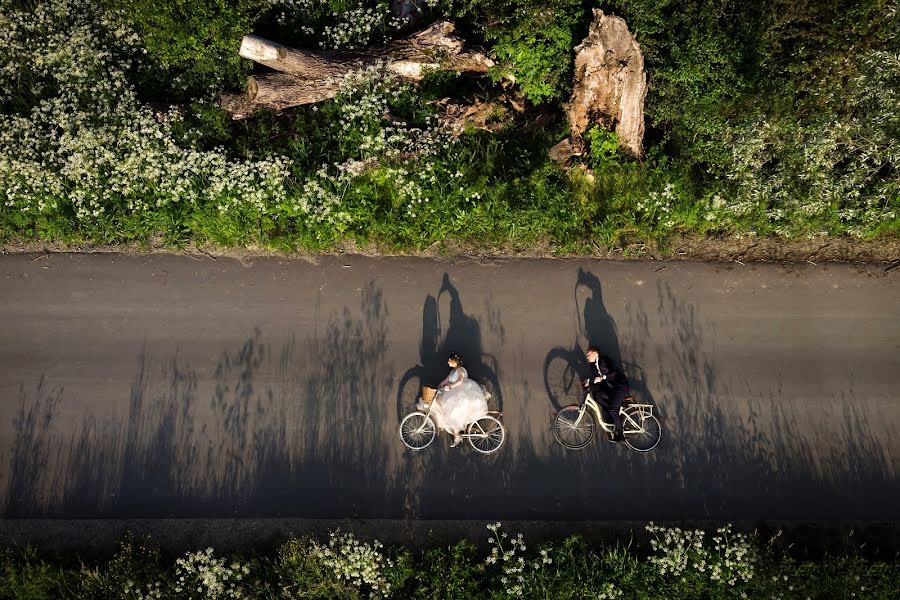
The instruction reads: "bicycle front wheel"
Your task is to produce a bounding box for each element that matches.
[399,412,436,450]
[553,405,595,450]
[467,416,506,454]
[623,408,661,452]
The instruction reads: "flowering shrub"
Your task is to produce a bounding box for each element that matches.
[310,531,394,598]
[275,0,402,49]
[0,0,290,234]
[635,183,678,230]
[647,523,757,594]
[171,548,249,599]
[484,523,636,600]
[2,526,899,599]
[0,0,895,250]
[288,65,457,232]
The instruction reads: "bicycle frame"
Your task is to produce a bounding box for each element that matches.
[574,394,654,434]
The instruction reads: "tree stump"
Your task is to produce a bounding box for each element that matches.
[551,9,647,161]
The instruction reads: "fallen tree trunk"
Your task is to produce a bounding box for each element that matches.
[221,21,494,118]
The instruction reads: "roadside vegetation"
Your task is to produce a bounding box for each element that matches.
[1,0,897,254]
[2,523,898,599]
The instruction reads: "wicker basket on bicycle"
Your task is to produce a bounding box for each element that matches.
[420,385,438,405]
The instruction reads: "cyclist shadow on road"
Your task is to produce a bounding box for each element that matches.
[543,267,657,413]
[396,273,503,422]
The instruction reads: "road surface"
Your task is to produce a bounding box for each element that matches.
[1,253,898,526]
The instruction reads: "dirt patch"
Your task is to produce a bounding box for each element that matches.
[2,233,898,264]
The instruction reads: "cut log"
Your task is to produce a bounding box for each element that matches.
[238,35,360,80]
[552,9,647,161]
[247,73,340,108]
[222,21,494,118]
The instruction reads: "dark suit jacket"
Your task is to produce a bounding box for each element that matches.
[586,357,628,400]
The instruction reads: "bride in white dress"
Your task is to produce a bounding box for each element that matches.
[422,353,489,447]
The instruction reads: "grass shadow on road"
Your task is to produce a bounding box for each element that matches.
[615,280,900,520]
[1,282,406,518]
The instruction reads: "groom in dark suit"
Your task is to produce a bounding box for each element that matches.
[583,345,628,442]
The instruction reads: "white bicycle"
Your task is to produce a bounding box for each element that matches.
[553,394,661,452]
[399,386,506,454]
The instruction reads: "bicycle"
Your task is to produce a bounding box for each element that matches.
[399,386,506,454]
[553,393,661,452]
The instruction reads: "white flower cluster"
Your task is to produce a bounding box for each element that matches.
[0,0,290,223]
[597,581,624,599]
[485,522,533,598]
[310,531,393,598]
[275,0,401,49]
[336,66,453,160]
[172,548,249,599]
[635,182,677,229]
[646,523,756,588]
[121,579,163,600]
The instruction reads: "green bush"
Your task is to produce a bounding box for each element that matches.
[587,125,622,171]
[75,534,164,599]
[459,0,583,104]
[106,0,269,99]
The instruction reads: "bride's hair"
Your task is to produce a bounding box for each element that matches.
[447,352,462,365]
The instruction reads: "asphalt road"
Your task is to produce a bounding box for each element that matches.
[1,254,898,523]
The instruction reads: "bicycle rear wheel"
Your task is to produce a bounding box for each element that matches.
[553,405,595,450]
[400,412,436,450]
[544,350,583,409]
[623,407,661,452]
[467,416,505,454]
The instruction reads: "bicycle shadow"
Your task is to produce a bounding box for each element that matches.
[544,268,658,413]
[395,273,503,422]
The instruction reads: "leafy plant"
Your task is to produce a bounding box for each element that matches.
[478,0,584,104]
[106,0,269,99]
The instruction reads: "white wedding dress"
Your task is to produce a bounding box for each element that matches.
[422,367,489,434]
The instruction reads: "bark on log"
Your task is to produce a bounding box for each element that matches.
[551,9,647,161]
[247,73,340,107]
[222,21,494,117]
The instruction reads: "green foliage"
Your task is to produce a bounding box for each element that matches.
[587,125,622,171]
[276,536,360,598]
[1,0,898,251]
[74,534,163,599]
[405,540,483,599]
[0,547,72,600]
[107,0,269,99]
[475,0,583,104]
